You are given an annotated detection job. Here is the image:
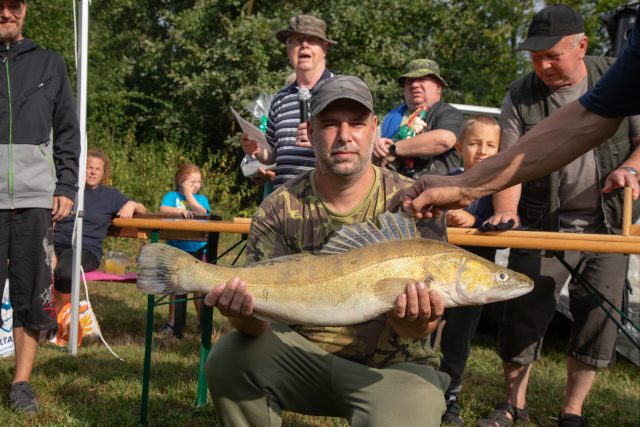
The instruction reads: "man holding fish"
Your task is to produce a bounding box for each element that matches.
[206,76,452,426]
[137,75,531,425]
[144,72,531,427]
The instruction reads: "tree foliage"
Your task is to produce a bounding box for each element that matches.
[24,0,628,217]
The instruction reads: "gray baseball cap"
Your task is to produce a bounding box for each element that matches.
[310,75,374,118]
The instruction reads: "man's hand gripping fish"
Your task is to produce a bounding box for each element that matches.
[136,212,533,326]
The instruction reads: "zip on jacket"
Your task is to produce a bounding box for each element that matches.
[0,39,80,210]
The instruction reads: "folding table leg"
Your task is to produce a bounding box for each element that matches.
[140,230,159,425]
[196,304,213,407]
[195,224,220,407]
[140,294,155,425]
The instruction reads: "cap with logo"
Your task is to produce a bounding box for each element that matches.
[517,4,585,52]
[397,59,447,87]
[310,75,374,118]
[276,15,337,45]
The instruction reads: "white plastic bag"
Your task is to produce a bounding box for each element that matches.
[0,279,14,357]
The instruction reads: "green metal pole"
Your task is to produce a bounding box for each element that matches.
[140,230,159,425]
[195,219,221,407]
[196,304,213,407]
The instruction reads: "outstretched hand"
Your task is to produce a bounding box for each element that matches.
[402,175,472,218]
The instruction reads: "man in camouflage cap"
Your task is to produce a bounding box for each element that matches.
[205,75,450,426]
[374,58,463,178]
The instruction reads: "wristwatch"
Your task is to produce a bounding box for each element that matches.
[620,166,639,176]
[388,143,397,155]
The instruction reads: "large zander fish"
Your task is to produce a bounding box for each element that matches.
[137,212,533,326]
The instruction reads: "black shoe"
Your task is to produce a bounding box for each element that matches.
[558,413,588,427]
[8,381,38,413]
[442,394,463,426]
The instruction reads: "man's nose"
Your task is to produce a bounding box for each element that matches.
[540,58,553,70]
[337,122,351,142]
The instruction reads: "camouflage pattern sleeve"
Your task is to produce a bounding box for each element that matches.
[246,201,288,264]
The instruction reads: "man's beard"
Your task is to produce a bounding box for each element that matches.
[0,22,21,44]
[315,140,373,178]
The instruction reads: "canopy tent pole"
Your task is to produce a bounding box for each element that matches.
[69,0,90,355]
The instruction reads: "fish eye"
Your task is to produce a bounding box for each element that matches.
[496,271,509,282]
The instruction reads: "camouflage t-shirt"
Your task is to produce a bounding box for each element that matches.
[247,165,447,368]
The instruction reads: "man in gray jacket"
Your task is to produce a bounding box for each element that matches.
[0,0,79,413]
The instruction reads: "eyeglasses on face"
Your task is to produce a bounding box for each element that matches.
[0,1,24,16]
[286,36,323,47]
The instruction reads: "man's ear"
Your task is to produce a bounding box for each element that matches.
[307,120,314,144]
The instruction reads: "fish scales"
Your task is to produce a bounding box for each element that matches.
[137,212,534,326]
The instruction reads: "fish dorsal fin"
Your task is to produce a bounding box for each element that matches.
[319,211,419,254]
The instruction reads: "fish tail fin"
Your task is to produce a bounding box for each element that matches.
[136,243,192,295]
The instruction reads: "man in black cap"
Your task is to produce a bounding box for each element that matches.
[0,0,79,413]
[241,15,335,193]
[405,7,640,216]
[374,58,463,178]
[473,5,640,427]
[205,75,450,426]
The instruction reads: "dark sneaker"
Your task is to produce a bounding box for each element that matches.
[442,394,463,426]
[8,381,38,413]
[558,413,588,427]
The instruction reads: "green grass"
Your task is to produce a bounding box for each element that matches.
[1,271,638,426]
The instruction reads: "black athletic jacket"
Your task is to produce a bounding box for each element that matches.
[0,38,79,209]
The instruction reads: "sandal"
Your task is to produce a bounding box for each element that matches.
[557,413,588,427]
[157,322,174,335]
[476,402,530,427]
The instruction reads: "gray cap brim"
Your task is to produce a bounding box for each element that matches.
[310,94,374,118]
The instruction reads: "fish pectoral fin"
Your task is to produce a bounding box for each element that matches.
[374,278,416,301]
[376,278,415,287]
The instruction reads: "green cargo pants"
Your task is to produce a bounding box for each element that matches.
[206,323,449,427]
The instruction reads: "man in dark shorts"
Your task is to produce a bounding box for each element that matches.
[475,6,639,427]
[0,0,79,413]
